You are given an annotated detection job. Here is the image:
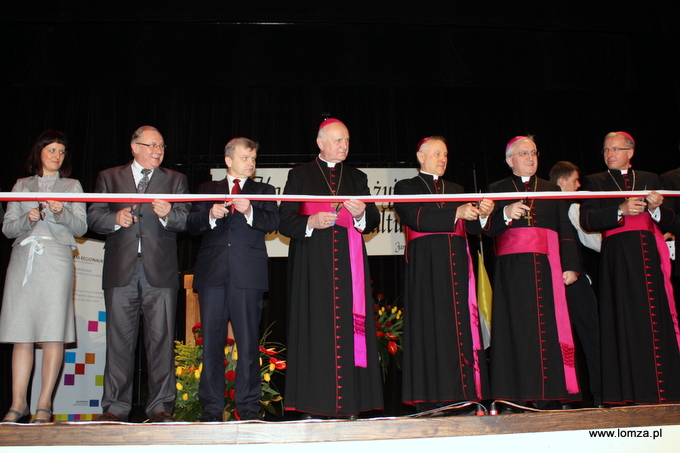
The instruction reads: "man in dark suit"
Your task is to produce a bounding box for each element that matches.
[88,125,189,422]
[188,137,279,422]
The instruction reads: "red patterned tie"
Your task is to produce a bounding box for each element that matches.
[231,179,241,214]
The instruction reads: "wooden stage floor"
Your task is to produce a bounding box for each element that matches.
[1,404,679,447]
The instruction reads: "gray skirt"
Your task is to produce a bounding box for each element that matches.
[0,236,76,343]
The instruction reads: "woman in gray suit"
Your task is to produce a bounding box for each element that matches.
[0,131,87,423]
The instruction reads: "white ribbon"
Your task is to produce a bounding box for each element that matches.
[18,236,52,286]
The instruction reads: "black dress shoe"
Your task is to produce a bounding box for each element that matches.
[151,411,174,423]
[195,412,221,422]
[97,412,123,422]
[240,411,261,421]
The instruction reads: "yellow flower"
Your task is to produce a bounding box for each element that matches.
[176,382,183,391]
[396,313,401,320]
[233,345,238,361]
[259,357,262,366]
[176,366,183,376]
[391,306,397,314]
[264,373,271,382]
[199,363,203,372]
[269,363,275,372]
[195,369,201,379]
[182,393,189,401]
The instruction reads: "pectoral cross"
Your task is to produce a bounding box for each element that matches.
[521,198,533,226]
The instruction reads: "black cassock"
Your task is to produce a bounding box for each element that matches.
[485,175,580,401]
[394,173,489,405]
[581,169,680,404]
[279,158,383,416]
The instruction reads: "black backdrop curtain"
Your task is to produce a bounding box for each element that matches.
[1,3,680,415]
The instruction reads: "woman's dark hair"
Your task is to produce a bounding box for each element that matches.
[26,130,72,177]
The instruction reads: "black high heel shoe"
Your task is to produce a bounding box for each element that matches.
[1,407,30,423]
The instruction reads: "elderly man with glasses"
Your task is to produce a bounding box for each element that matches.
[580,131,680,406]
[482,135,581,411]
[88,125,189,422]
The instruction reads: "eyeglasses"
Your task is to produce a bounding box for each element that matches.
[136,142,167,150]
[601,147,631,154]
[511,150,539,157]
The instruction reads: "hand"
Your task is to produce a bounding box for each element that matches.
[46,200,64,216]
[307,211,338,230]
[563,271,579,286]
[621,197,647,216]
[116,205,138,228]
[230,198,252,216]
[504,201,531,221]
[28,207,42,223]
[456,202,481,221]
[478,199,495,217]
[645,191,663,211]
[152,200,172,219]
[343,199,366,220]
[210,203,230,219]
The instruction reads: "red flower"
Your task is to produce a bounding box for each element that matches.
[196,337,203,345]
[385,321,392,327]
[225,370,236,381]
[264,348,278,355]
[376,331,384,338]
[192,323,202,333]
[373,306,380,312]
[375,322,382,329]
[275,361,287,370]
[229,389,235,400]
[269,357,278,364]
[386,333,397,340]
[224,359,229,366]
[377,294,384,300]
[226,338,235,346]
[387,341,398,355]
[259,345,266,353]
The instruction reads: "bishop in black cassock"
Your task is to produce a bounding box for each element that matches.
[581,131,680,405]
[394,136,493,409]
[485,136,580,404]
[279,119,383,418]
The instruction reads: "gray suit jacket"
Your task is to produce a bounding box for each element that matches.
[2,175,87,248]
[87,162,189,289]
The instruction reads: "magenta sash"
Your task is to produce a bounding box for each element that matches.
[404,221,483,399]
[300,202,367,367]
[495,227,579,394]
[602,214,680,353]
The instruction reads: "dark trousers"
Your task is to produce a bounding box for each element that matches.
[198,278,263,417]
[102,259,177,420]
[565,275,602,403]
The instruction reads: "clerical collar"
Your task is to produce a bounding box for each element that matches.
[318,156,337,168]
[420,171,439,181]
[513,174,532,183]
